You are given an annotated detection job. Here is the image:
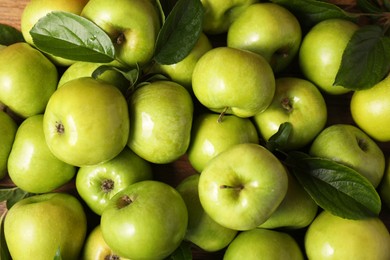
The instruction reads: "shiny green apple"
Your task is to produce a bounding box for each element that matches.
[0,110,17,179]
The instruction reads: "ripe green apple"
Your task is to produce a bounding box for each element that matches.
[43,77,130,167]
[350,73,390,142]
[192,46,275,118]
[379,157,390,209]
[127,80,193,164]
[187,112,259,173]
[200,0,259,35]
[198,143,288,231]
[176,174,238,252]
[223,228,304,260]
[305,210,390,259]
[4,192,88,260]
[253,77,327,151]
[75,146,153,215]
[0,110,17,179]
[100,180,188,259]
[81,0,161,67]
[7,115,76,193]
[227,2,302,73]
[0,42,58,118]
[309,124,385,188]
[299,19,359,95]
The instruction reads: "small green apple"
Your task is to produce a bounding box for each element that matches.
[227,2,302,73]
[350,73,390,142]
[75,146,153,215]
[176,174,238,252]
[7,114,76,193]
[43,77,130,167]
[299,19,359,95]
[101,180,188,260]
[127,80,193,164]
[379,157,390,209]
[0,42,58,118]
[192,46,275,118]
[0,110,17,179]
[187,112,259,173]
[198,143,288,231]
[305,210,390,260]
[4,192,88,260]
[253,77,328,151]
[223,228,304,260]
[309,124,385,188]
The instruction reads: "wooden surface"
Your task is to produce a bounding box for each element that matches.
[1,0,390,259]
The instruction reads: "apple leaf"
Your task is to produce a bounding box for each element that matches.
[286,151,382,220]
[166,241,192,260]
[154,0,204,65]
[334,25,390,90]
[0,24,24,46]
[30,11,115,63]
[266,122,293,152]
[0,211,11,260]
[0,187,34,209]
[356,0,384,13]
[53,247,62,260]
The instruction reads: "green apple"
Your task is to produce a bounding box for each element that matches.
[253,77,327,151]
[127,80,193,164]
[305,210,390,259]
[200,0,259,35]
[227,2,302,73]
[379,157,390,209]
[21,0,89,66]
[43,77,130,167]
[350,73,390,142]
[309,124,385,188]
[223,228,304,260]
[0,110,17,179]
[198,143,288,231]
[192,46,275,118]
[187,112,259,173]
[101,180,188,259]
[299,19,359,95]
[81,0,161,67]
[7,115,76,193]
[0,42,58,118]
[258,169,318,229]
[4,192,88,260]
[76,146,153,215]
[176,174,238,252]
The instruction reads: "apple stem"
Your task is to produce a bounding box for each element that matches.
[101,179,115,193]
[105,254,120,260]
[116,33,125,45]
[220,184,244,191]
[217,107,229,123]
[55,121,65,134]
[116,194,135,209]
[281,97,293,112]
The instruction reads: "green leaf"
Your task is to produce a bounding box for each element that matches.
[286,151,381,220]
[0,211,11,260]
[334,25,390,90]
[0,24,24,46]
[53,247,62,260]
[357,0,383,13]
[165,241,192,260]
[266,122,293,152]
[154,0,204,65]
[0,187,34,209]
[30,11,115,63]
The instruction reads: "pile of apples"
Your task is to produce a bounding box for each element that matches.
[1,0,390,259]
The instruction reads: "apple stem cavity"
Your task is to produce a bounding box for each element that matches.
[217,107,229,123]
[105,254,120,260]
[55,121,65,134]
[101,179,115,193]
[220,184,244,191]
[116,33,125,45]
[357,137,369,152]
[117,194,135,209]
[281,97,293,112]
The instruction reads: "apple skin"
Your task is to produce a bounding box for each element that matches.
[81,0,161,67]
[253,77,328,151]
[198,143,288,231]
[127,80,193,164]
[350,73,390,142]
[223,228,304,260]
[100,180,188,260]
[192,47,275,118]
[305,210,390,259]
[187,112,259,173]
[43,77,130,167]
[4,192,88,260]
[7,115,76,193]
[299,19,359,95]
[379,157,390,209]
[75,146,153,215]
[0,110,17,179]
[309,124,385,188]
[227,2,302,73]
[176,174,238,252]
[0,42,58,118]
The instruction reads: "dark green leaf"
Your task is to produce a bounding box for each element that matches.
[0,211,11,260]
[334,25,390,90]
[286,151,381,219]
[53,247,62,260]
[0,187,34,209]
[165,241,192,260]
[154,0,204,65]
[357,0,383,13]
[0,24,24,46]
[30,11,115,63]
[92,65,139,86]
[266,122,293,152]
